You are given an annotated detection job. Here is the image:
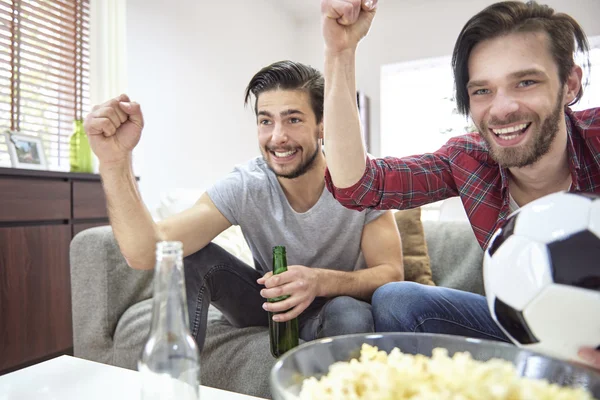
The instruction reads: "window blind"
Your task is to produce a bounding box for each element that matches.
[0,0,90,170]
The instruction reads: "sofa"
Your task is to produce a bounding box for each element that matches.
[69,216,484,399]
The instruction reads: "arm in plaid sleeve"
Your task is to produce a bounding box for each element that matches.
[325,146,460,211]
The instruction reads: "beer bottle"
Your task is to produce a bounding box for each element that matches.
[268,246,299,357]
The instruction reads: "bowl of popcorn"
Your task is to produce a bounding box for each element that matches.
[270,333,600,400]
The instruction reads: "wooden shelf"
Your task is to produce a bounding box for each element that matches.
[0,167,104,181]
[0,168,111,374]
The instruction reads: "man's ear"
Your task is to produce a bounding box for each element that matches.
[318,122,324,139]
[564,65,583,106]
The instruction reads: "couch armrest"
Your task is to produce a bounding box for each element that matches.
[70,226,154,364]
[422,220,485,295]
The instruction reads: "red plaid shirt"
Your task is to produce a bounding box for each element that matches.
[325,107,600,249]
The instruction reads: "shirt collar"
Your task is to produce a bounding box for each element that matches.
[564,109,582,192]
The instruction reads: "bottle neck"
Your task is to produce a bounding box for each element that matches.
[150,243,190,336]
[273,252,288,275]
[74,119,84,135]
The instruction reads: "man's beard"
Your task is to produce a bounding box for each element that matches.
[478,92,563,168]
[263,139,320,179]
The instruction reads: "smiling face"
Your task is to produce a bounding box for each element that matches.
[467,31,572,168]
[256,89,323,179]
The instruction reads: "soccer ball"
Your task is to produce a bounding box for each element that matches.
[483,191,600,364]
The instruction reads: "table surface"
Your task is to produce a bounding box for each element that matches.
[0,355,267,400]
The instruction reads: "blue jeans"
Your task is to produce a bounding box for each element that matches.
[299,296,373,341]
[184,243,373,352]
[372,282,510,343]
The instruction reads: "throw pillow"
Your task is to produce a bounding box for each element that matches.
[394,208,435,285]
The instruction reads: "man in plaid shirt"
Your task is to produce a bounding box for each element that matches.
[321,0,600,369]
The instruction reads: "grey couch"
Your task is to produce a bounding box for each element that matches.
[69,220,484,399]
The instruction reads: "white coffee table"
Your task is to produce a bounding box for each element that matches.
[0,355,267,400]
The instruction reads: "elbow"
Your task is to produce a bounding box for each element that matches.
[110,221,166,271]
[124,229,166,271]
[327,184,371,211]
[124,255,154,270]
[392,262,405,282]
[155,224,168,243]
[325,171,372,211]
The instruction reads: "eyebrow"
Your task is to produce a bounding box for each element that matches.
[466,68,548,89]
[257,109,305,118]
[281,109,305,117]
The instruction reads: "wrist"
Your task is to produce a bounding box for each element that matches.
[324,47,356,61]
[99,155,133,175]
[99,157,136,186]
[313,268,326,297]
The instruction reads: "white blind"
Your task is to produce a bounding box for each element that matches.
[0,0,90,170]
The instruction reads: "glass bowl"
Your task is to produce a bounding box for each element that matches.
[270,333,600,399]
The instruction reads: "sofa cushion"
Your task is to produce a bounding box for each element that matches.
[70,226,154,367]
[422,220,484,295]
[211,225,254,267]
[113,299,152,369]
[394,208,435,285]
[202,316,273,398]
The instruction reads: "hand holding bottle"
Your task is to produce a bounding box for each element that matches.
[261,246,300,357]
[83,93,144,165]
[258,264,321,322]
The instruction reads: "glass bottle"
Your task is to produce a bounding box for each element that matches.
[69,119,93,173]
[268,245,299,358]
[138,241,200,400]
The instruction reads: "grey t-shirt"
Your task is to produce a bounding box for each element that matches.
[207,157,385,274]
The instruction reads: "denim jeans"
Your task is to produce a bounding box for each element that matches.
[372,281,510,343]
[183,243,373,352]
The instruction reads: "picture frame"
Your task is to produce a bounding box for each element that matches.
[5,131,48,170]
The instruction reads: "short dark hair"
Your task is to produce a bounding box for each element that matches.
[452,1,590,116]
[244,60,324,123]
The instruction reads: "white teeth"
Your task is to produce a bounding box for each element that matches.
[497,134,519,141]
[274,150,296,157]
[492,123,528,135]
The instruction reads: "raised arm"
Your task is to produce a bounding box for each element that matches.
[85,95,230,270]
[321,0,378,188]
[321,1,460,211]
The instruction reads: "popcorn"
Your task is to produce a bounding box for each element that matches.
[298,344,594,400]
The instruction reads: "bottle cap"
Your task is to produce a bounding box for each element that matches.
[272,245,286,254]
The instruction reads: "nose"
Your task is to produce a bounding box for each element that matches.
[271,123,288,144]
[489,91,519,122]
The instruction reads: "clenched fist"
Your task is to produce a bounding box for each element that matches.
[83,94,144,165]
[321,0,378,54]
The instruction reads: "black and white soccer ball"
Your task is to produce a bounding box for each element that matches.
[484,191,600,364]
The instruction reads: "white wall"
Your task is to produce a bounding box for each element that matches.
[126,0,300,210]
[296,0,600,157]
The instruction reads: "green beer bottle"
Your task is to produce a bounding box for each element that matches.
[268,246,299,358]
[69,119,93,173]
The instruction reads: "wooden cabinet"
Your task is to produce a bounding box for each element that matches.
[0,168,109,374]
[0,178,70,221]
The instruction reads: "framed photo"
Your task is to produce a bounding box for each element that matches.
[5,131,48,170]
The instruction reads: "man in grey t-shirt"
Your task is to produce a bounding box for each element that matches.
[83,60,404,354]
